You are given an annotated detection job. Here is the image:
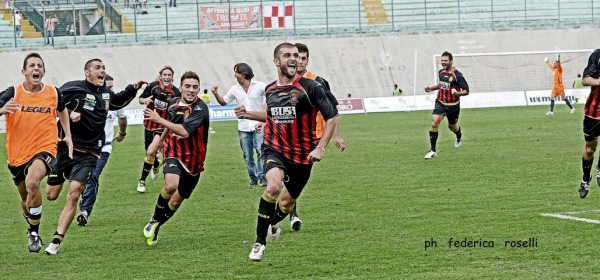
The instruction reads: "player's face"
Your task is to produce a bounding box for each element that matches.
[105,80,114,91]
[297,52,309,75]
[85,61,106,87]
[22,57,45,87]
[234,71,245,84]
[180,78,200,104]
[441,56,452,70]
[160,69,173,87]
[275,46,298,79]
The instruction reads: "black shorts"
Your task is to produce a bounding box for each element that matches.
[162,158,200,199]
[47,142,97,186]
[583,115,600,142]
[8,152,55,185]
[145,129,164,150]
[432,100,461,125]
[262,147,312,199]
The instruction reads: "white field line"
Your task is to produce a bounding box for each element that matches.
[540,212,600,224]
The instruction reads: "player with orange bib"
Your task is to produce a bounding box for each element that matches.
[545,54,574,115]
[0,53,73,253]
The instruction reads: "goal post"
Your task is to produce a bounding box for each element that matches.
[432,49,594,93]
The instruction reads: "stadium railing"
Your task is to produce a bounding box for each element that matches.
[0,0,598,49]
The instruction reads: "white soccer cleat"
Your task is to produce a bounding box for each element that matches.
[44,243,60,255]
[290,216,302,232]
[455,134,463,148]
[137,181,146,193]
[545,111,554,116]
[424,150,437,159]
[150,168,159,180]
[248,242,266,261]
[268,223,281,241]
[570,108,575,114]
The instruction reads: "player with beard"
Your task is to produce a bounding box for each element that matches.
[44,58,146,255]
[137,66,181,193]
[0,52,73,253]
[235,42,339,261]
[142,71,209,246]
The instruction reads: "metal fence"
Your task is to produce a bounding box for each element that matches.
[1,0,599,49]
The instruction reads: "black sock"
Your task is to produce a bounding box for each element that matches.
[583,157,594,182]
[52,232,64,244]
[270,202,290,225]
[256,195,276,245]
[153,190,171,222]
[550,100,555,112]
[153,156,160,169]
[565,98,573,109]
[140,160,153,181]
[28,213,41,233]
[159,203,176,225]
[429,131,438,152]
[454,127,462,140]
[289,203,298,219]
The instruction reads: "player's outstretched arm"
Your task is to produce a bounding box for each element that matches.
[583,76,600,87]
[235,104,267,122]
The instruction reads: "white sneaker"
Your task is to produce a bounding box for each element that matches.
[455,135,463,148]
[570,108,575,114]
[268,223,281,241]
[44,243,60,255]
[290,216,302,232]
[150,168,159,180]
[424,150,437,159]
[545,111,554,116]
[248,242,265,261]
[137,181,146,193]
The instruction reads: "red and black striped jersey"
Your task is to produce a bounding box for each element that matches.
[141,81,181,131]
[436,68,469,104]
[162,96,209,176]
[263,75,339,165]
[584,49,600,119]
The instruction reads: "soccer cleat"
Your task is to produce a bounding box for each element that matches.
[424,150,437,159]
[269,223,281,241]
[570,108,575,114]
[143,219,160,245]
[290,215,302,232]
[77,210,88,226]
[260,178,267,187]
[150,168,160,180]
[44,242,60,255]
[580,180,591,199]
[146,227,160,246]
[248,180,257,188]
[545,111,554,116]
[248,242,266,261]
[27,231,42,253]
[137,181,146,193]
[455,135,463,148]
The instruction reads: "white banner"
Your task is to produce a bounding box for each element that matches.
[525,89,586,106]
[461,91,528,108]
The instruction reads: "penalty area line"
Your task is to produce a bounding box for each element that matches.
[540,213,600,224]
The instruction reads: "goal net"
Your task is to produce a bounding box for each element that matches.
[433,49,594,93]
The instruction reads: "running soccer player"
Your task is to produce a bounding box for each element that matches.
[578,49,600,198]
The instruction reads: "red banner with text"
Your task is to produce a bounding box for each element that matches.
[200,5,261,30]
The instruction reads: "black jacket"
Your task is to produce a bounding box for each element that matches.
[59,79,138,155]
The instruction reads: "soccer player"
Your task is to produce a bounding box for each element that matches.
[137,66,180,193]
[44,58,146,255]
[142,71,209,246]
[0,52,73,253]
[278,42,346,231]
[211,63,267,187]
[578,49,600,198]
[235,42,339,261]
[545,55,575,115]
[423,51,469,159]
[76,74,128,226]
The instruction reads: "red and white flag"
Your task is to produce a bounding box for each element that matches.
[263,5,293,29]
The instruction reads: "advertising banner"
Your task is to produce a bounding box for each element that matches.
[201,5,261,30]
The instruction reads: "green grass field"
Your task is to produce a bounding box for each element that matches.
[1,104,599,279]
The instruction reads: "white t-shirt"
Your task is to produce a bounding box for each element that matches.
[223,80,266,132]
[103,109,127,153]
[14,13,21,26]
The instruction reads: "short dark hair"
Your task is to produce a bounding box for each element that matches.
[578,74,582,78]
[105,74,114,81]
[442,51,453,61]
[84,58,103,70]
[295,43,309,58]
[203,89,208,93]
[23,52,44,70]
[180,71,200,85]
[274,42,296,58]
[234,63,254,80]
[159,66,174,75]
